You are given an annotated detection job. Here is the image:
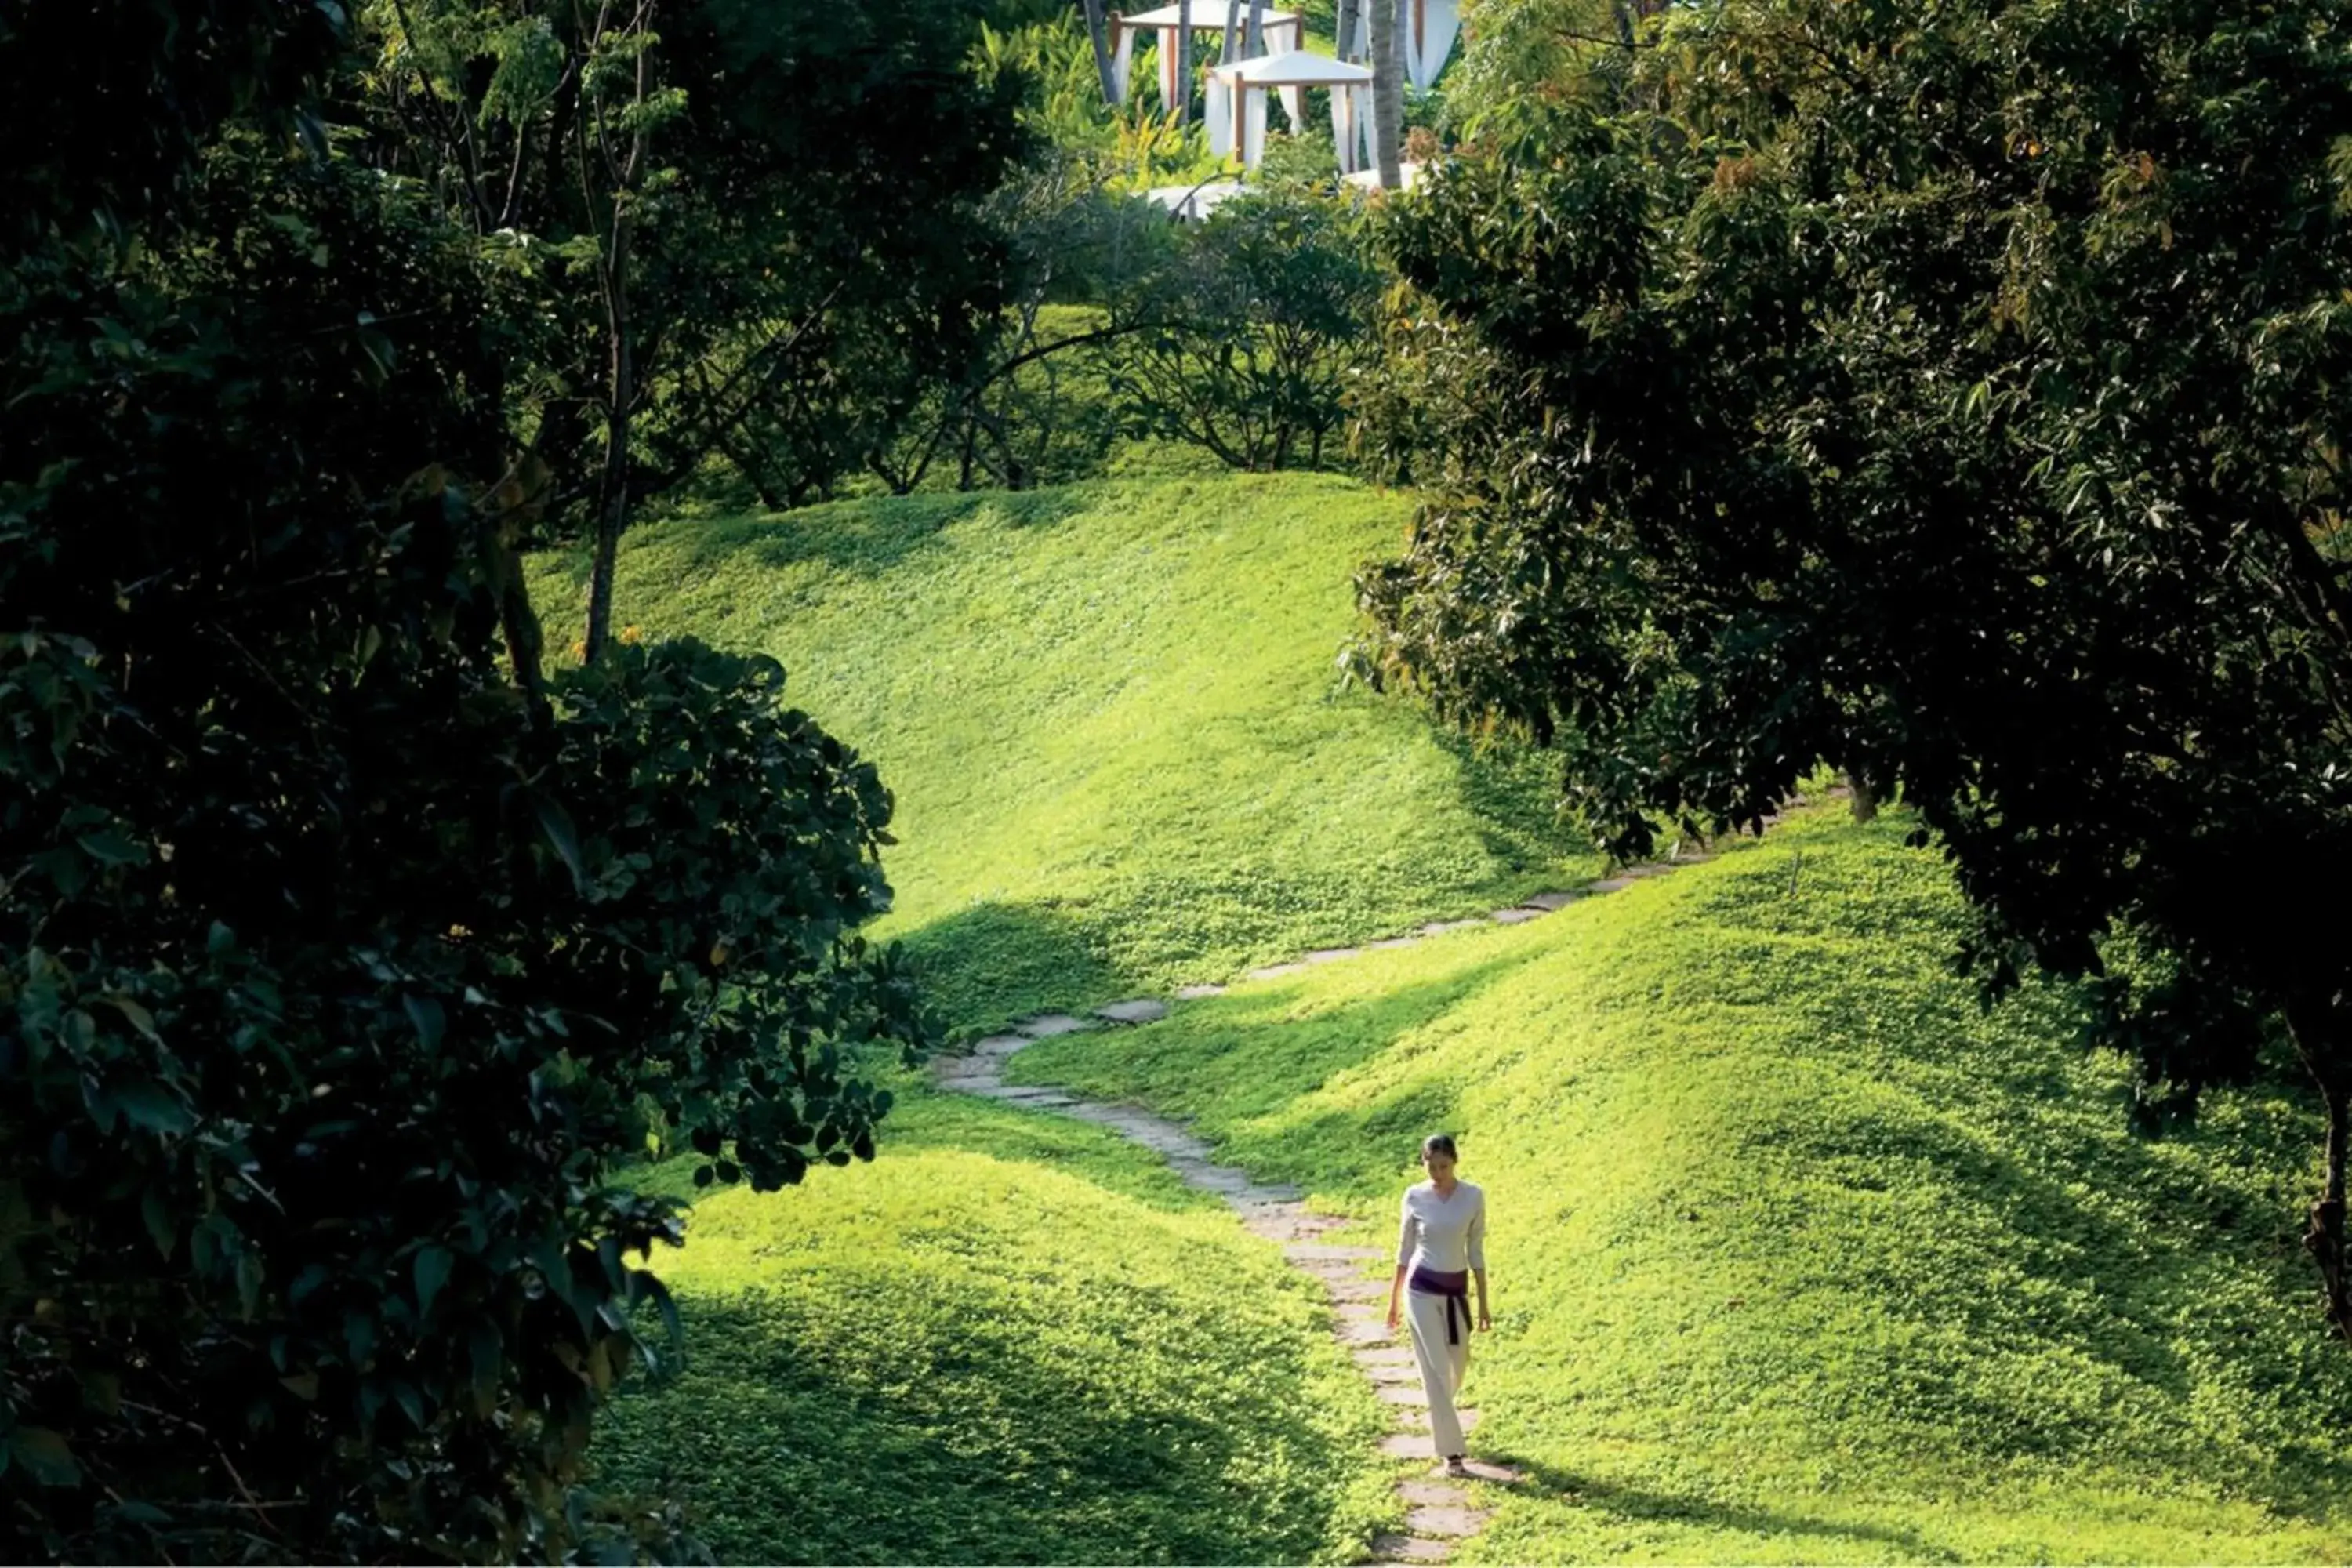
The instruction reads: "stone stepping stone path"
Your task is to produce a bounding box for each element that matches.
[930,849,1712,1563]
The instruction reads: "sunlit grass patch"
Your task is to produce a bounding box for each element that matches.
[1013,808,2352,1562]
[530,473,1600,1033]
[593,1087,1395,1564]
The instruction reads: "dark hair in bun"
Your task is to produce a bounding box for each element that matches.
[1421,1134,1458,1160]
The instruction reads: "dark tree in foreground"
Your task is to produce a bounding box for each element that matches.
[1357,0,2352,1337]
[1,2,928,1557]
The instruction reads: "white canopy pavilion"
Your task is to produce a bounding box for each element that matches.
[1211,49,1374,172]
[1109,2,1305,152]
[1403,0,1461,90]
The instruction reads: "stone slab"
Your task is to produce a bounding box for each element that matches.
[1229,1184,1303,1206]
[1487,907,1544,924]
[1364,1362,1419,1385]
[1396,1481,1470,1508]
[1323,1276,1387,1303]
[1353,1345,1416,1367]
[1379,1433,1439,1460]
[1405,1507,1490,1539]
[1519,890,1582,911]
[1334,1317,1393,1345]
[1377,1383,1429,1406]
[971,1034,1032,1057]
[1095,998,1170,1025]
[1175,984,1228,999]
[1170,1162,1253,1193]
[1285,1243,1388,1263]
[1367,1536,1450,1563]
[1302,947,1363,965]
[1456,1459,1524,1484]
[970,1085,1075,1105]
[1246,961,1310,980]
[1367,936,1423,951]
[1393,1406,1479,1432]
[1586,877,1637,894]
[1014,1014,1095,1037]
[1417,920,1486,937]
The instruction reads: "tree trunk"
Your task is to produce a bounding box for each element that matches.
[1846,771,1878,822]
[1174,0,1193,125]
[583,213,633,666]
[581,15,653,667]
[1245,0,1265,56]
[1335,0,1359,60]
[2286,999,2352,1343]
[1369,0,1403,187]
[1081,0,1121,103]
[1374,0,1402,187]
[1220,0,1240,64]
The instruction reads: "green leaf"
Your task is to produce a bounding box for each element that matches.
[116,1082,193,1136]
[141,1188,176,1259]
[533,793,587,895]
[75,827,147,866]
[415,1243,455,1316]
[403,994,445,1054]
[8,1426,81,1486]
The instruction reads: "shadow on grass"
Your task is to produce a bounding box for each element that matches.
[897,898,1132,1039]
[1420,721,1592,879]
[634,487,1099,587]
[1506,1457,1965,1563]
[596,1281,1364,1566]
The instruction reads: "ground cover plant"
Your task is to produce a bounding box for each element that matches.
[532,473,1599,1032]
[1013,808,2352,1562]
[588,1078,1396,1563]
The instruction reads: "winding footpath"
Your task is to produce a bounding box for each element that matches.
[934,850,1709,1566]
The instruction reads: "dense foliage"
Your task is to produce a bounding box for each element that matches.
[1109,185,1384,472]
[1017,811,2352,1560]
[2,1,927,1557]
[351,0,1027,655]
[1356,0,2352,1337]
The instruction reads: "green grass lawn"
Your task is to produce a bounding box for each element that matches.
[531,474,1599,1034]
[1011,808,2352,1563]
[590,1080,1396,1565]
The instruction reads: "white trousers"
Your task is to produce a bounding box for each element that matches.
[1405,1287,1471,1457]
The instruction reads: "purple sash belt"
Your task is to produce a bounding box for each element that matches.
[1408,1265,1472,1345]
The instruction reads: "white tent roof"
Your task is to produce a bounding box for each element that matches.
[1115,3,1301,30]
[1213,49,1374,86]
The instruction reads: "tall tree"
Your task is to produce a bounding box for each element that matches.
[1361,0,2352,1339]
[1,2,932,1558]
[1174,0,1194,123]
[357,0,1025,662]
[1368,0,1403,185]
[1081,0,1122,101]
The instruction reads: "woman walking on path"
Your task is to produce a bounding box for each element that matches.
[1386,1134,1490,1476]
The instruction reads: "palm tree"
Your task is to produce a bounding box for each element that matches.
[1080,0,1120,103]
[1174,0,1193,125]
[1369,0,1402,186]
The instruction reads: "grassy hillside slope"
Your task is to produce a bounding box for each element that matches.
[591,1083,1396,1564]
[1013,809,2352,1563]
[532,474,1597,1031]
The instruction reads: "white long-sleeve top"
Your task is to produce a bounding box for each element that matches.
[1396,1180,1486,1274]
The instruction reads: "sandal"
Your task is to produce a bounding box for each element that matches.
[1443,1455,1471,1477]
